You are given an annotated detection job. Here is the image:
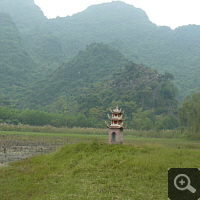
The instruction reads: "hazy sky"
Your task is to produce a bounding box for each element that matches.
[34,0,200,29]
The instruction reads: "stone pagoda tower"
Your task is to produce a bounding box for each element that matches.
[106,105,126,144]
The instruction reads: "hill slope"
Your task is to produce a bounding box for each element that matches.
[18,43,179,130]
[0,0,200,101]
[19,43,129,109]
[77,62,178,129]
[20,1,159,68]
[0,13,38,96]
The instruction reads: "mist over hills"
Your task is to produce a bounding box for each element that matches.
[0,0,46,31]
[0,0,200,105]
[0,13,38,96]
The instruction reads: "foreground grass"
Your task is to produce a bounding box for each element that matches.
[1,140,200,199]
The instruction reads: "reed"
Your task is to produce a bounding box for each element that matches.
[0,123,188,139]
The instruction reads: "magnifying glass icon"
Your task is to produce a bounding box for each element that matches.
[174,174,196,193]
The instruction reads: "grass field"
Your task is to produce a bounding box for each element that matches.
[0,130,200,199]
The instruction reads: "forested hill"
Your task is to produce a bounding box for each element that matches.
[77,62,178,129]
[18,42,179,129]
[0,13,38,96]
[18,43,129,110]
[0,0,200,102]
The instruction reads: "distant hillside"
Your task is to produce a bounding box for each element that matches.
[18,1,158,69]
[0,0,46,31]
[17,43,179,130]
[0,13,38,96]
[0,0,52,71]
[0,0,200,101]
[18,43,129,109]
[77,62,178,128]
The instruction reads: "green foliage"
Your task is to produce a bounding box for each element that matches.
[20,43,177,130]
[180,91,200,136]
[76,62,179,129]
[1,0,200,102]
[132,110,179,131]
[132,109,154,130]
[155,114,180,131]
[0,106,19,124]
[18,43,129,109]
[0,13,39,97]
[18,109,52,126]
[0,106,104,128]
[0,95,10,106]
[1,1,199,131]
[0,39,179,130]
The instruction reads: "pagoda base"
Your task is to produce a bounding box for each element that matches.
[108,128,123,144]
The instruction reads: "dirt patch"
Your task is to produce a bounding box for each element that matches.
[0,162,6,167]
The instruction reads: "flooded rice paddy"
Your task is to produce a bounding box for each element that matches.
[0,132,91,166]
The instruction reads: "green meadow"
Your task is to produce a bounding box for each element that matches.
[0,129,200,199]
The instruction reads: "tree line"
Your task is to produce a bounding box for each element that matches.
[1,91,200,136]
[0,105,180,131]
[179,90,200,135]
[0,106,103,128]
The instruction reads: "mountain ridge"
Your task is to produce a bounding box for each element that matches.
[0,0,200,102]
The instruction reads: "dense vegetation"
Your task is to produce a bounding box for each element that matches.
[0,105,100,128]
[0,0,200,133]
[0,13,39,96]
[7,43,178,130]
[77,62,179,130]
[1,0,200,101]
[0,43,179,130]
[17,43,129,109]
[179,91,200,135]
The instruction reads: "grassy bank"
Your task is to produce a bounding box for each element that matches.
[1,139,200,199]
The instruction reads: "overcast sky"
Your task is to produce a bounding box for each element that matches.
[34,0,200,29]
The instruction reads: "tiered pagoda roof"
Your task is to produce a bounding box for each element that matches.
[106,105,126,129]
[110,105,124,114]
[107,114,124,121]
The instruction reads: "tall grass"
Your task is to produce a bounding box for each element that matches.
[0,123,187,139]
[0,123,107,135]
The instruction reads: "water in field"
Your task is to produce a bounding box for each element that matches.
[0,133,89,166]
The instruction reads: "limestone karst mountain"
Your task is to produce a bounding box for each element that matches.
[0,0,200,102]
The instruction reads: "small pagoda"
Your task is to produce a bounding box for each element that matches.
[106,105,126,144]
